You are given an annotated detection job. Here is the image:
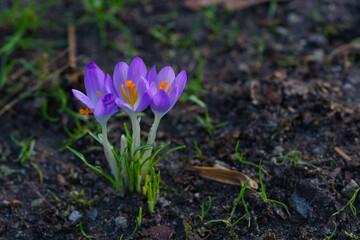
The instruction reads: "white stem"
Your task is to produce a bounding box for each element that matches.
[120,134,129,188]
[101,123,120,186]
[147,113,162,147]
[142,113,163,176]
[130,113,141,157]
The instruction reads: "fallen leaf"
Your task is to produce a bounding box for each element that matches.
[183,0,291,11]
[334,147,351,161]
[186,166,258,189]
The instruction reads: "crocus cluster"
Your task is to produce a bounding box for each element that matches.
[70,57,186,212]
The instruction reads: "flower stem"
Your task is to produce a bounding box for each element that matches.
[130,113,141,157]
[142,113,162,176]
[101,123,121,189]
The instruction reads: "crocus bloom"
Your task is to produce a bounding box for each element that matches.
[72,62,118,125]
[105,57,152,115]
[148,66,187,117]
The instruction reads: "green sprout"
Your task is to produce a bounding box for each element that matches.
[119,207,142,240]
[253,34,265,66]
[253,160,290,216]
[195,196,213,223]
[274,150,318,169]
[195,110,228,136]
[10,132,43,184]
[325,221,337,240]
[332,187,360,217]
[344,231,360,239]
[76,221,96,239]
[267,0,278,19]
[206,180,250,228]
[235,140,268,175]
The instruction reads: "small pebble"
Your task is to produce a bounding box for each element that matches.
[31,199,44,208]
[158,197,171,208]
[115,216,128,229]
[288,191,312,218]
[341,179,359,199]
[69,211,82,224]
[154,214,161,224]
[87,208,98,221]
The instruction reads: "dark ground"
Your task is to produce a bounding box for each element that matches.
[1,0,360,239]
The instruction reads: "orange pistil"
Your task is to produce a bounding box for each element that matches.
[97,91,102,97]
[79,107,94,115]
[159,81,171,93]
[121,80,138,108]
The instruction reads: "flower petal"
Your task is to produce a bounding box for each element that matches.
[151,89,171,113]
[115,98,134,114]
[84,62,105,103]
[173,70,187,99]
[114,61,129,88]
[146,65,157,84]
[128,57,147,81]
[157,66,175,87]
[168,86,180,108]
[94,94,118,125]
[135,91,152,112]
[72,89,96,110]
[104,73,118,97]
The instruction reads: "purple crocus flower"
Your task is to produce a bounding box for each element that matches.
[105,57,152,115]
[148,66,187,117]
[72,62,118,125]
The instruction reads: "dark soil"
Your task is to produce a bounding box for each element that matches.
[1,0,360,239]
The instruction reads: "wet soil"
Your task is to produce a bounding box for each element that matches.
[1,0,360,239]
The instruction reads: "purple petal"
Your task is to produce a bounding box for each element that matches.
[136,76,149,101]
[104,73,118,97]
[115,98,134,113]
[113,61,129,90]
[173,70,187,99]
[135,91,152,112]
[128,57,147,81]
[151,89,171,113]
[146,65,157,84]
[84,62,105,103]
[157,66,175,87]
[94,94,118,125]
[168,86,180,107]
[72,89,96,110]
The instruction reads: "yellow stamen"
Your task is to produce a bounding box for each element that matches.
[97,91,102,97]
[79,107,94,115]
[121,80,138,108]
[159,81,171,93]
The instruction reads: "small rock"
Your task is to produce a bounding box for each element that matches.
[87,208,98,221]
[115,216,128,229]
[154,214,161,224]
[194,193,200,199]
[308,34,327,46]
[287,13,303,24]
[341,180,359,199]
[342,83,354,92]
[158,197,171,208]
[313,49,325,63]
[276,26,289,36]
[69,211,82,224]
[31,199,44,208]
[272,146,284,156]
[288,191,312,218]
